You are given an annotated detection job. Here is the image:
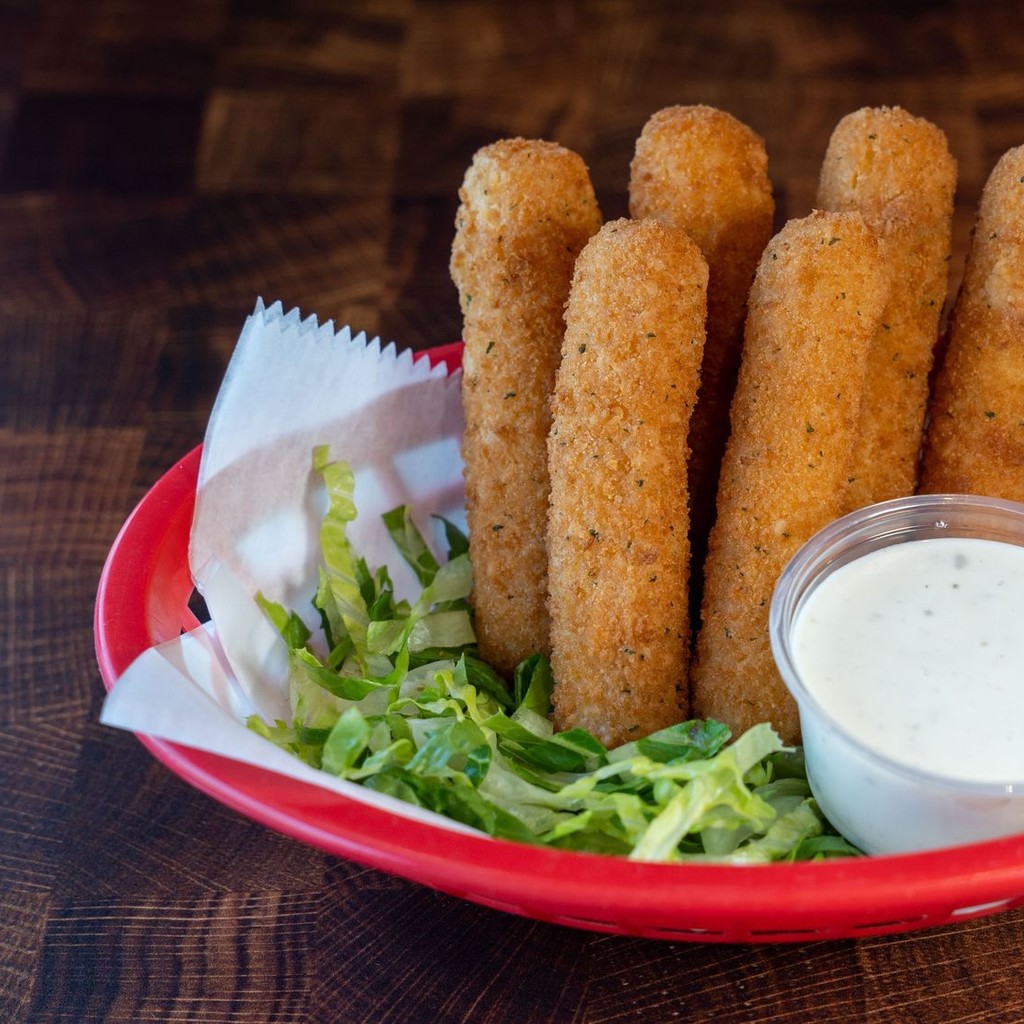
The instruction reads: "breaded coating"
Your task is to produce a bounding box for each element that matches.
[920,145,1024,499]
[692,212,889,744]
[451,138,602,677]
[629,105,775,616]
[817,106,957,506]
[548,218,707,747]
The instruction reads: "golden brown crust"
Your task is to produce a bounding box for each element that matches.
[629,105,774,347]
[450,138,602,677]
[691,211,889,744]
[628,105,775,619]
[817,106,957,506]
[547,218,707,747]
[920,145,1024,499]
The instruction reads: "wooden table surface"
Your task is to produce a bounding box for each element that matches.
[3,2,1024,1021]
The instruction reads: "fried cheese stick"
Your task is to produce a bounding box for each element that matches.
[451,138,602,677]
[920,145,1024,499]
[817,106,956,506]
[548,218,707,747]
[628,105,775,617]
[692,211,889,744]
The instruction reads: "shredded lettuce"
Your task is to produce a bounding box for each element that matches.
[248,448,860,863]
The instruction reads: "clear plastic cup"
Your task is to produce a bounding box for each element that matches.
[769,493,1024,855]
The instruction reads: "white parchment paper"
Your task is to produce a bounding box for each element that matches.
[100,299,475,829]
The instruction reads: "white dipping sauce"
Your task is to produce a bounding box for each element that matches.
[792,536,1024,784]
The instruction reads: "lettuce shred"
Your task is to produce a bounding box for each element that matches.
[248,448,860,863]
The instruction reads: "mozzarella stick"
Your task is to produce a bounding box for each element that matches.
[817,106,956,506]
[692,212,889,744]
[920,145,1024,499]
[450,138,601,677]
[628,105,775,616]
[548,218,707,748]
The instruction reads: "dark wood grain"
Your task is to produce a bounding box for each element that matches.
[3,1,1024,1021]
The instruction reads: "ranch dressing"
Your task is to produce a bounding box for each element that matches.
[791,536,1024,784]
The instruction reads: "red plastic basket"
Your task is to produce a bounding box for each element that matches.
[94,342,1024,943]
